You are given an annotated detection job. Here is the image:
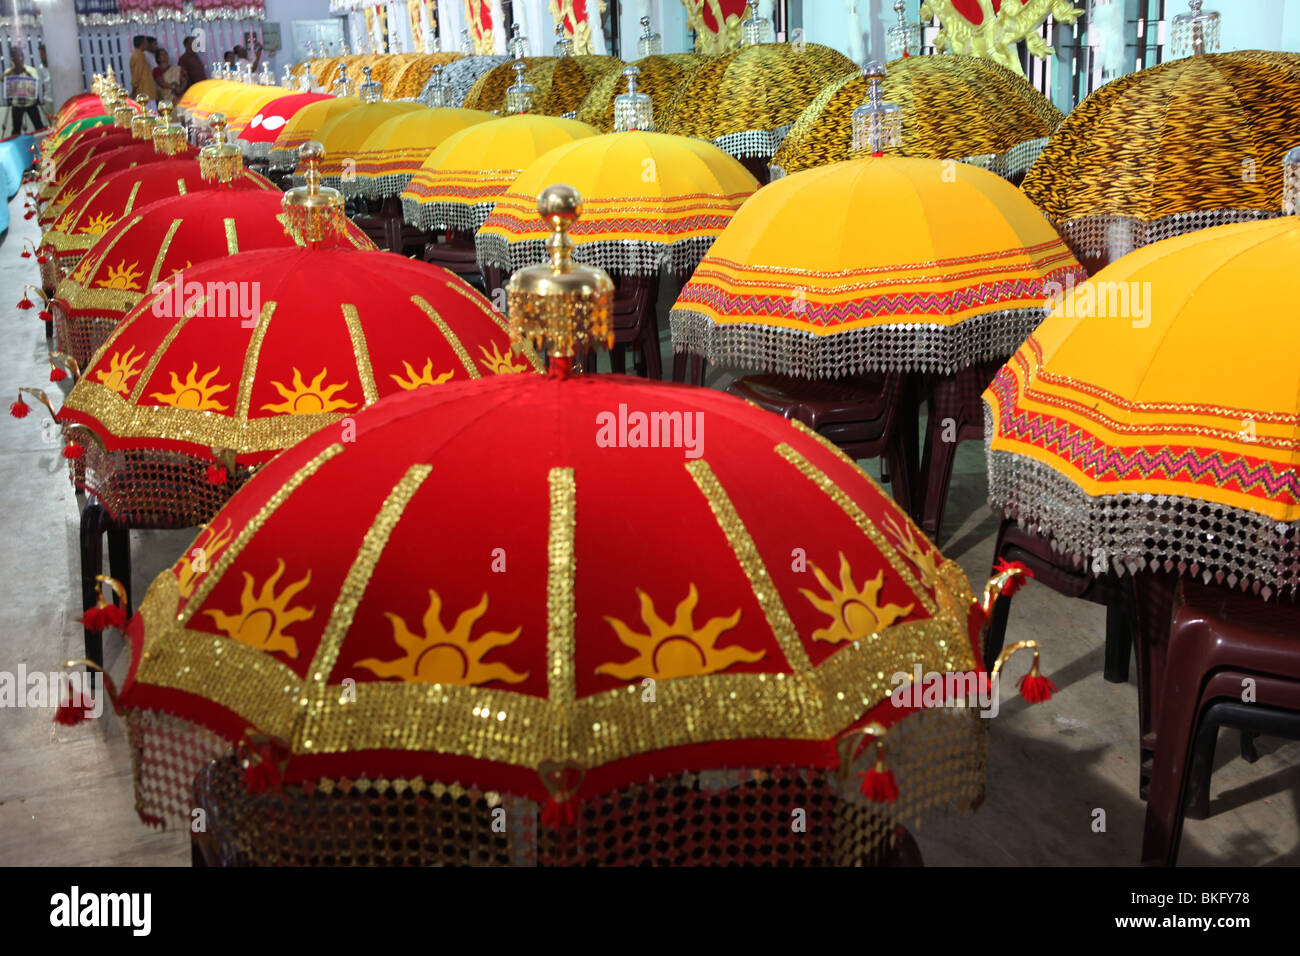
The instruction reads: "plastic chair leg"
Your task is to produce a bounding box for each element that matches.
[78,502,104,670]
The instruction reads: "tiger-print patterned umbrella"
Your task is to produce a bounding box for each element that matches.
[576,53,708,132]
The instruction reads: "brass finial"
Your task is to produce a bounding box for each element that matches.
[113,89,136,128]
[198,113,243,185]
[359,65,382,103]
[130,94,156,139]
[281,142,348,247]
[506,184,614,372]
[152,101,188,155]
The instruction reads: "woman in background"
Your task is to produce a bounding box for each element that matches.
[152,48,186,103]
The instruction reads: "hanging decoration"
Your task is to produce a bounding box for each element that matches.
[919,0,1082,77]
[548,0,607,56]
[680,0,749,54]
[464,0,501,54]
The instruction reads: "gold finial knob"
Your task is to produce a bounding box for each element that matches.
[506,184,614,371]
[152,100,188,156]
[281,142,347,247]
[198,113,243,185]
[131,97,159,140]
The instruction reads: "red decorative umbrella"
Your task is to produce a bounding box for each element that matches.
[40,141,197,229]
[51,189,376,368]
[237,93,332,161]
[104,185,1046,866]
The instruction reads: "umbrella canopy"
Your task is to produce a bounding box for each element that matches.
[267,96,360,170]
[462,56,557,112]
[51,189,376,367]
[41,161,276,282]
[528,55,624,117]
[575,53,706,132]
[477,131,759,275]
[660,42,856,158]
[176,79,228,116]
[984,216,1300,598]
[428,54,509,107]
[222,86,296,136]
[772,54,1063,181]
[671,155,1085,377]
[116,367,991,862]
[387,52,465,99]
[400,114,599,232]
[47,127,138,182]
[347,107,495,199]
[40,142,197,228]
[366,53,420,96]
[57,246,543,526]
[310,101,427,187]
[184,80,252,125]
[237,93,331,159]
[1022,50,1300,265]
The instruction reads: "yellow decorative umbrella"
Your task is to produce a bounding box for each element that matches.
[660,42,855,158]
[477,131,759,275]
[312,101,428,187]
[527,54,623,117]
[185,80,253,126]
[268,96,360,170]
[772,54,1063,181]
[575,53,705,132]
[175,79,228,120]
[348,107,496,199]
[386,52,465,99]
[670,155,1085,377]
[1022,50,1300,269]
[462,56,556,112]
[400,114,599,232]
[984,216,1300,597]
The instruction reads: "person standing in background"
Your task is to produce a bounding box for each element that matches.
[129,35,158,101]
[233,41,263,73]
[3,47,44,135]
[152,48,185,103]
[178,35,207,86]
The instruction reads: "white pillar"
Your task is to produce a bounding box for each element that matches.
[42,0,84,107]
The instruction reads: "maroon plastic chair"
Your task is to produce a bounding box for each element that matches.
[352,196,429,254]
[589,274,660,379]
[725,372,914,514]
[917,361,1002,543]
[984,517,1134,683]
[424,229,486,292]
[1140,579,1300,865]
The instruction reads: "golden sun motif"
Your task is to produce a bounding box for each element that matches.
[799,553,915,644]
[389,358,454,390]
[150,362,231,410]
[355,590,527,686]
[94,259,145,291]
[78,211,118,235]
[883,514,942,588]
[260,368,358,414]
[168,259,193,278]
[204,559,314,659]
[54,209,76,232]
[176,519,235,599]
[596,584,761,680]
[94,346,145,396]
[478,341,528,375]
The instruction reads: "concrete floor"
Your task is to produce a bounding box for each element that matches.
[1,187,1296,867]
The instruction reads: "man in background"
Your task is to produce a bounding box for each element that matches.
[129,35,158,101]
[3,47,44,135]
[233,41,263,73]
[36,44,52,119]
[178,35,207,86]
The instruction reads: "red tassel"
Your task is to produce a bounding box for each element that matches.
[540,795,579,829]
[80,602,127,631]
[53,680,89,726]
[49,367,67,382]
[242,742,284,794]
[1018,670,1058,704]
[39,309,52,323]
[205,463,228,485]
[23,210,34,220]
[993,559,1034,598]
[62,441,84,460]
[100,604,127,629]
[20,249,31,258]
[10,399,29,419]
[17,295,34,310]
[37,254,48,265]
[858,760,900,804]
